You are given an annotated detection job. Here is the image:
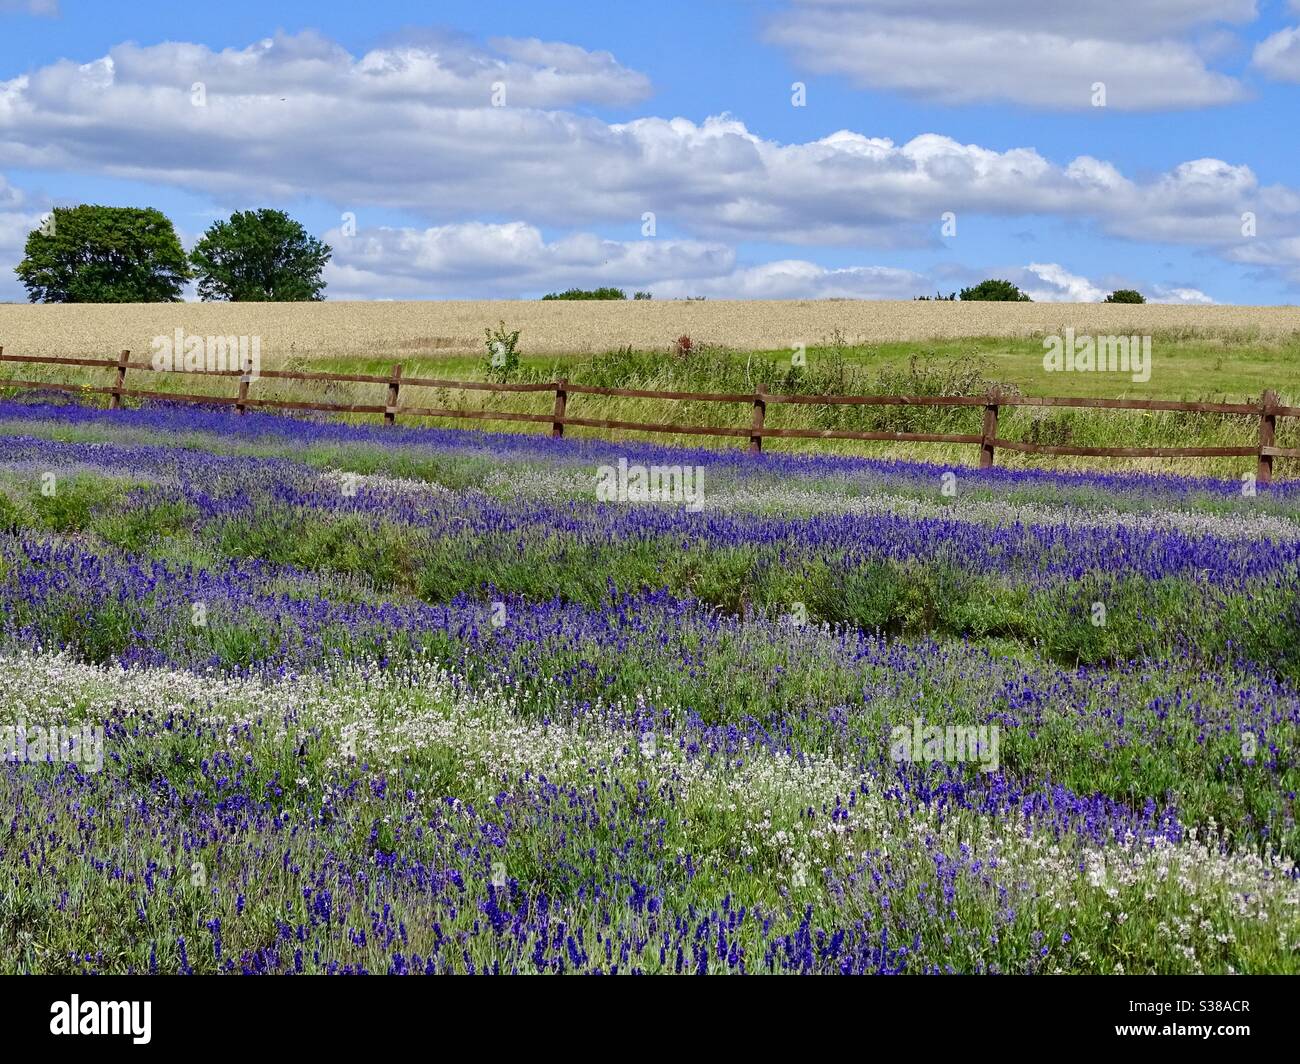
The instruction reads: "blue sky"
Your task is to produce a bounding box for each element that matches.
[2,0,1299,303]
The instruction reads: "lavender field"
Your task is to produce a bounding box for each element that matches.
[0,398,1298,975]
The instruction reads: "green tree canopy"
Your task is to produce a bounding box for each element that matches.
[189,209,331,301]
[958,279,1033,302]
[16,205,189,303]
[1104,289,1146,304]
[541,287,627,300]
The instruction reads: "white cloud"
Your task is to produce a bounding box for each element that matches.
[323,220,1202,304]
[1252,26,1300,81]
[1222,234,1300,293]
[2,33,1295,257]
[649,260,927,300]
[68,30,651,108]
[1019,262,1107,302]
[0,31,1295,293]
[1020,266,1217,304]
[1225,235,1300,267]
[0,180,45,301]
[319,217,929,300]
[767,0,1253,110]
[1148,284,1216,304]
[325,221,733,298]
[328,224,928,301]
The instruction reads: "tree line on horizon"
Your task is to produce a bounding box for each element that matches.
[546,280,1147,303]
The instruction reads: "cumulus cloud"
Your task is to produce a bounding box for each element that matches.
[1225,235,1300,267]
[0,30,1293,294]
[767,0,1253,110]
[319,217,936,300]
[648,261,927,300]
[0,178,46,301]
[59,30,651,108]
[1148,284,1216,304]
[325,221,734,299]
[1252,26,1300,81]
[1,34,1295,259]
[0,32,662,219]
[1018,262,1107,302]
[322,219,1202,303]
[1016,265,1216,304]
[327,222,927,300]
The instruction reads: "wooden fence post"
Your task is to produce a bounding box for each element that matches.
[979,390,999,469]
[750,385,766,454]
[109,349,130,410]
[385,363,403,425]
[236,361,252,416]
[1258,388,1278,485]
[552,379,568,438]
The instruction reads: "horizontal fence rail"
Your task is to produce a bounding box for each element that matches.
[0,347,1295,481]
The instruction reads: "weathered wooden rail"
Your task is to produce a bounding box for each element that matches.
[0,347,1295,480]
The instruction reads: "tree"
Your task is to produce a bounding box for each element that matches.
[958,279,1032,302]
[16,205,189,303]
[541,287,627,300]
[189,209,331,301]
[1104,289,1145,304]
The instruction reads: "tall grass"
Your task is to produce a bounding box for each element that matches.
[1,336,1294,477]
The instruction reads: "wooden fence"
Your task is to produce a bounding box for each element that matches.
[1,347,1296,481]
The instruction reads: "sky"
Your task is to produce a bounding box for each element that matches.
[1,0,1299,303]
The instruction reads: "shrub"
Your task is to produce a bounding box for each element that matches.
[958,279,1033,302]
[540,287,627,300]
[484,321,522,383]
[1104,289,1146,304]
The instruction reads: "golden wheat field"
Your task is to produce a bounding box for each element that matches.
[3,300,1300,361]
